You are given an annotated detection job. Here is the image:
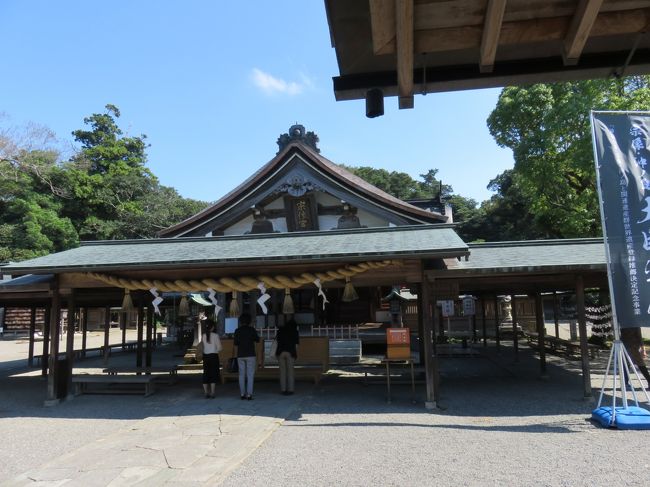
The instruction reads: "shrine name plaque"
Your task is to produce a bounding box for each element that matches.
[284,194,319,231]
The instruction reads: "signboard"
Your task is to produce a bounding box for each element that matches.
[462,296,475,316]
[284,194,319,231]
[386,328,410,345]
[591,111,650,328]
[440,300,455,317]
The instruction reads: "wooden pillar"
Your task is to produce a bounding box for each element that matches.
[28,307,36,366]
[81,307,88,358]
[216,292,226,336]
[103,305,110,365]
[511,294,519,362]
[553,292,560,338]
[494,295,501,350]
[471,313,477,343]
[576,275,592,398]
[248,291,257,326]
[145,305,153,367]
[417,285,425,364]
[420,273,438,409]
[41,305,51,377]
[45,276,61,405]
[65,292,76,398]
[535,292,548,377]
[480,296,487,347]
[121,310,126,349]
[136,295,144,367]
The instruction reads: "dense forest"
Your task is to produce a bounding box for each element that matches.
[2,76,650,262]
[0,105,207,262]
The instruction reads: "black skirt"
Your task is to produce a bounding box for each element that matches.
[202,353,221,384]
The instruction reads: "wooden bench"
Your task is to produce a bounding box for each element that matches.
[33,350,88,366]
[33,342,141,366]
[102,365,178,384]
[219,336,329,385]
[72,374,156,396]
[526,332,600,359]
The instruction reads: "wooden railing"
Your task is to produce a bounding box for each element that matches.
[311,324,359,339]
[257,324,360,340]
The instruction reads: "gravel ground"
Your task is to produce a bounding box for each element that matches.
[221,348,650,487]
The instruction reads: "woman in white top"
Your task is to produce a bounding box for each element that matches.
[201,319,222,398]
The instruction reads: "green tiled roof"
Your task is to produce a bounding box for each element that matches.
[2,225,467,274]
[447,238,605,273]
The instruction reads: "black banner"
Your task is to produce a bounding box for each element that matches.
[592,112,650,328]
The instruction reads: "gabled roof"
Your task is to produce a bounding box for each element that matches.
[160,141,446,238]
[2,224,467,274]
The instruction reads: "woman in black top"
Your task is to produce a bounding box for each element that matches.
[275,319,299,395]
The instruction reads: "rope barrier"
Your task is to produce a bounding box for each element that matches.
[87,259,398,293]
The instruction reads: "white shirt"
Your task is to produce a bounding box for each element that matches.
[202,333,222,354]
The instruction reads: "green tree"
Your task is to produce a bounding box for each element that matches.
[342,165,453,199]
[342,164,479,226]
[60,104,208,240]
[0,149,78,261]
[457,170,543,242]
[487,77,650,238]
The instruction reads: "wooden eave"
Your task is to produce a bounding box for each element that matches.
[326,0,650,107]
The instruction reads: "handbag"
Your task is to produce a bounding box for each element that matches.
[195,341,204,363]
[227,356,239,373]
[270,338,278,356]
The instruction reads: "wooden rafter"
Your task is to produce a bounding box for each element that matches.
[369,0,395,55]
[564,0,605,65]
[411,9,650,55]
[480,0,507,73]
[396,0,414,109]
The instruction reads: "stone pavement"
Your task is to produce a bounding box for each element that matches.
[2,387,297,487]
[0,338,305,486]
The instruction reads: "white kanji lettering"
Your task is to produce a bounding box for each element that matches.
[638,197,650,223]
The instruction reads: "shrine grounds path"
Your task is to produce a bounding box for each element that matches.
[0,332,649,487]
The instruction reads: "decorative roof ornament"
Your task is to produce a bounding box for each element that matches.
[275,173,322,197]
[276,123,320,154]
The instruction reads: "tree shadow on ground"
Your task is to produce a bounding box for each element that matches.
[0,342,644,424]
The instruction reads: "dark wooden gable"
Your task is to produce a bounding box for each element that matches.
[160,127,446,238]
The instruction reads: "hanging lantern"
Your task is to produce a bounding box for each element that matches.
[282,288,295,314]
[178,292,190,317]
[121,289,134,312]
[342,277,359,302]
[229,292,240,317]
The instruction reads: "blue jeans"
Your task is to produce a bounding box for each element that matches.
[238,356,256,396]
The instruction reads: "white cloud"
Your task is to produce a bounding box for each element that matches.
[251,68,308,95]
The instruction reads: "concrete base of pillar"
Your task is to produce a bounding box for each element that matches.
[425,401,437,410]
[43,398,60,407]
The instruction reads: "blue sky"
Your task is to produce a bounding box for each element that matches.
[0,0,514,204]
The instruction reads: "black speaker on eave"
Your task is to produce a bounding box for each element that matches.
[366,88,384,118]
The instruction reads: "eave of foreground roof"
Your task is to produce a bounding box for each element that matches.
[2,224,467,275]
[437,238,606,276]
